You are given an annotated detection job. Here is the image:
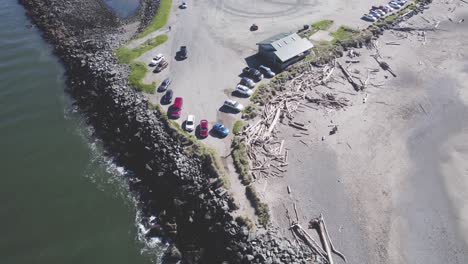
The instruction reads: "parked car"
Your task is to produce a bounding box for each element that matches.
[158,77,171,92]
[240,77,255,88]
[235,84,253,97]
[259,65,275,77]
[178,46,187,59]
[213,123,229,137]
[223,99,244,112]
[185,115,195,132]
[380,5,394,12]
[199,119,209,138]
[369,10,382,18]
[179,1,187,9]
[362,14,377,22]
[154,60,168,73]
[169,97,183,118]
[371,8,385,15]
[242,67,263,81]
[394,0,407,4]
[162,89,173,104]
[389,2,402,9]
[149,54,164,66]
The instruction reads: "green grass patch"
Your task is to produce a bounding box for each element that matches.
[233,120,246,135]
[232,137,251,185]
[330,26,361,43]
[246,186,270,226]
[116,34,168,64]
[128,62,156,93]
[138,0,172,38]
[310,19,334,34]
[300,19,334,39]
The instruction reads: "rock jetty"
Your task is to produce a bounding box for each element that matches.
[18,0,313,263]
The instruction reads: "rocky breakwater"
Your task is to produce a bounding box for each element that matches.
[18,0,314,263]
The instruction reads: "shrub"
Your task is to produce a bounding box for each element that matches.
[231,137,251,185]
[242,105,259,120]
[233,120,246,135]
[246,186,270,226]
[236,215,254,230]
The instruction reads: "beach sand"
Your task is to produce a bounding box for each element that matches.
[257,1,468,263]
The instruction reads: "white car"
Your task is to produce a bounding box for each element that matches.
[369,10,382,18]
[149,54,165,66]
[389,2,402,9]
[373,9,386,16]
[235,85,253,97]
[185,115,195,131]
[223,100,244,112]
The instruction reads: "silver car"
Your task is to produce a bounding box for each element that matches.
[240,77,255,88]
[223,99,244,112]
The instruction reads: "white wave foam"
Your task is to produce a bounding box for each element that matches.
[67,111,165,263]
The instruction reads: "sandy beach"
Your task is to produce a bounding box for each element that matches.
[254,1,468,263]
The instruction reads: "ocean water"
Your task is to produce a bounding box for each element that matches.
[0,1,159,263]
[104,0,140,17]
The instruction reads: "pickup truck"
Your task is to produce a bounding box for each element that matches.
[242,67,263,81]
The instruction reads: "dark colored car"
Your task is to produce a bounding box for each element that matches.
[250,24,258,31]
[162,89,173,104]
[169,97,183,118]
[199,119,209,138]
[240,77,255,88]
[213,123,229,137]
[259,65,275,78]
[242,67,263,81]
[158,77,171,92]
[178,46,187,59]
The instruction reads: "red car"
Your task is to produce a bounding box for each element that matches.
[169,97,183,118]
[199,119,209,138]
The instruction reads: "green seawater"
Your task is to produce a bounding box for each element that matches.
[0,1,159,263]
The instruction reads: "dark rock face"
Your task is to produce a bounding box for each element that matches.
[17,0,313,263]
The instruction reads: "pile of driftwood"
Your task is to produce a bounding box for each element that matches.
[240,60,360,180]
[305,92,349,109]
[290,214,347,264]
[243,74,311,180]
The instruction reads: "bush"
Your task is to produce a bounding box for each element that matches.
[233,120,246,135]
[231,137,251,185]
[128,62,156,93]
[116,34,168,64]
[235,215,254,230]
[242,105,259,120]
[137,0,172,38]
[246,186,270,226]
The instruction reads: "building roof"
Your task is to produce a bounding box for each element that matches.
[257,33,314,62]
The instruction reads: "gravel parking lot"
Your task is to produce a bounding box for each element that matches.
[133,0,389,154]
